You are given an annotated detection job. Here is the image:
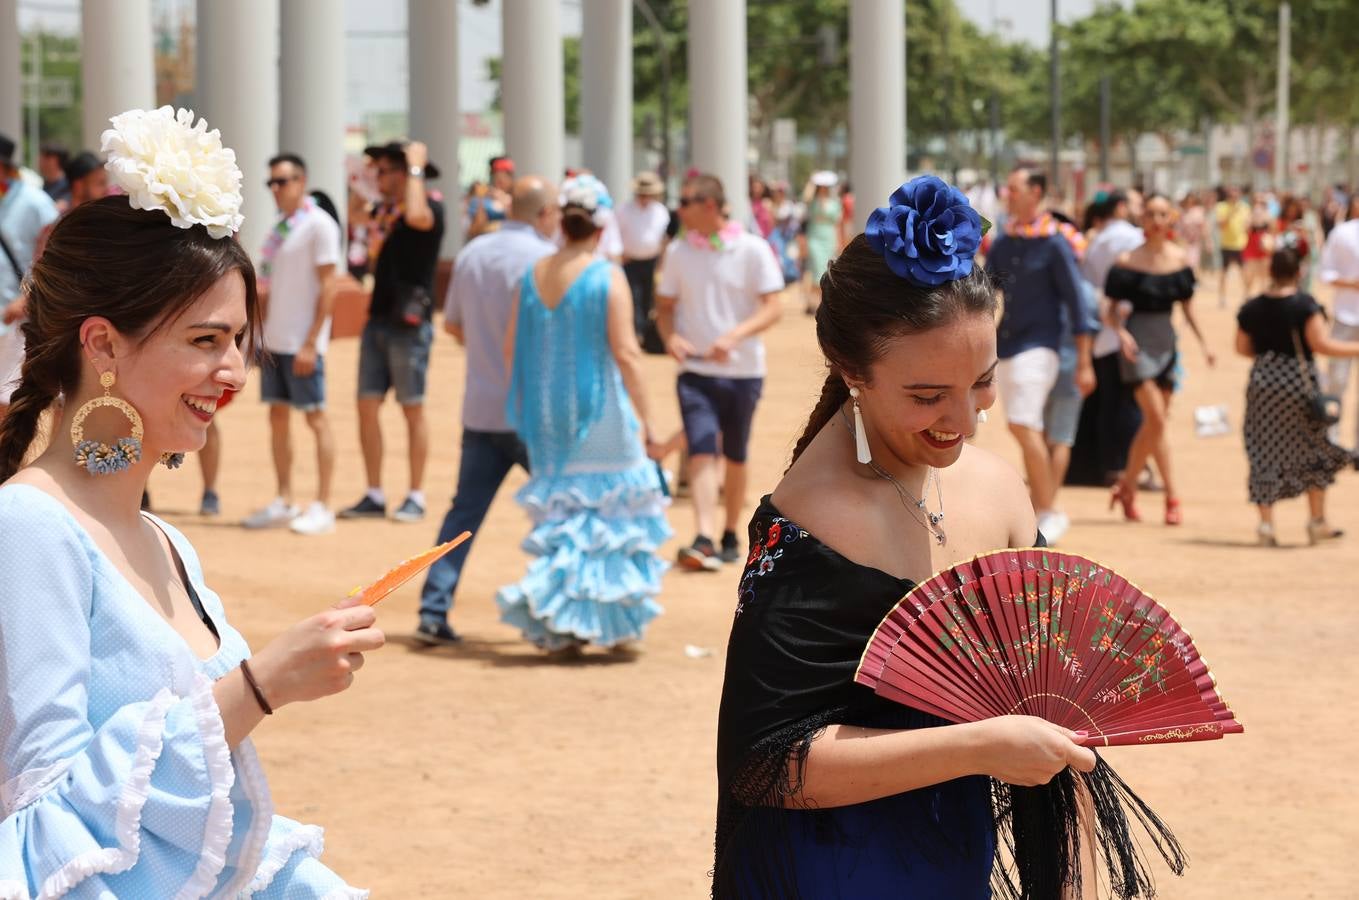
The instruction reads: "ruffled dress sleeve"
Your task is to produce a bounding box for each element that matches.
[0,499,238,899]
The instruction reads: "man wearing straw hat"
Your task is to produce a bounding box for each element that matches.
[616,170,672,349]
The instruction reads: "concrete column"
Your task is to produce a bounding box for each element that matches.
[502,0,563,183]
[687,0,748,224]
[0,0,21,155]
[581,0,631,200]
[280,0,346,229]
[81,0,155,150]
[196,0,279,262]
[850,0,905,216]
[408,0,460,258]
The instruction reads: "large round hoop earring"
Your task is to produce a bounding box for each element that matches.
[71,371,144,475]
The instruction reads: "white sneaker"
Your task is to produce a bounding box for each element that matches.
[290,502,336,536]
[1036,509,1071,545]
[243,498,299,529]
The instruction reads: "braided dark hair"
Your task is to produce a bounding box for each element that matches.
[0,195,259,482]
[788,234,997,467]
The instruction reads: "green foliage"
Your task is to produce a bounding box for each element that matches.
[482,0,1355,173]
[18,32,83,167]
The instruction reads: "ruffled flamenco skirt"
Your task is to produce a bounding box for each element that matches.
[496,463,670,651]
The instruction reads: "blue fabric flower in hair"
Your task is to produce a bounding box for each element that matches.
[865,176,984,287]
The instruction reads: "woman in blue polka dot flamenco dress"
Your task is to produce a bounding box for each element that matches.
[497,175,670,655]
[0,108,377,898]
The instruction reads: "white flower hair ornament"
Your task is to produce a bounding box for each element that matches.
[559,173,614,227]
[100,106,244,239]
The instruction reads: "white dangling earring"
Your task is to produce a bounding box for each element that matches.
[977,408,989,425]
[850,387,872,465]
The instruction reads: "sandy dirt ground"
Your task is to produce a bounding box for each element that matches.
[143,275,1359,898]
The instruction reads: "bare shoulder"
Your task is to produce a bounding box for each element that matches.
[771,456,888,552]
[947,443,1036,543]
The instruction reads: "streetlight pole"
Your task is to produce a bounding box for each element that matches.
[1049,0,1059,187]
[1099,73,1110,183]
[633,0,672,193]
[1273,1,1290,189]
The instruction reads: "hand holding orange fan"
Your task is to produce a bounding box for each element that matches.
[346,532,472,607]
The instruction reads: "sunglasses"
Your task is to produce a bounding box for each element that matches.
[265,176,298,189]
[679,196,705,207]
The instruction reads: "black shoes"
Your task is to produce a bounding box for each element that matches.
[677,536,723,572]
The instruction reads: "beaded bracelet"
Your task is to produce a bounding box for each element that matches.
[239,658,274,715]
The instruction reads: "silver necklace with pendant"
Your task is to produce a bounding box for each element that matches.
[840,406,947,546]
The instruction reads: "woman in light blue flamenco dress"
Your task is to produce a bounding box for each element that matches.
[498,175,670,653]
[0,108,379,898]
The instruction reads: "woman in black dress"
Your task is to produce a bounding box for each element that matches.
[713,179,1120,899]
[1105,195,1215,525]
[1235,248,1359,546]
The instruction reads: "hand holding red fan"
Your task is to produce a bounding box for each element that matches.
[856,548,1244,749]
[345,532,472,607]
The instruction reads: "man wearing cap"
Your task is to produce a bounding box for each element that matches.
[339,140,445,523]
[617,171,672,347]
[0,133,59,422]
[413,175,560,646]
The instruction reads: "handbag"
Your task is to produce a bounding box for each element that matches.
[390,281,433,328]
[1290,326,1342,425]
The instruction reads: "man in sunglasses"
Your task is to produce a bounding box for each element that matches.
[242,153,342,535]
[657,173,784,571]
[340,140,445,524]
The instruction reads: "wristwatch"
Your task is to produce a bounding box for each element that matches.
[408,165,425,179]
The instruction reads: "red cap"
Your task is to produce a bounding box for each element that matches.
[491,157,515,174]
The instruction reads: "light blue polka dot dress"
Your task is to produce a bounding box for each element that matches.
[0,484,367,899]
[498,260,670,650]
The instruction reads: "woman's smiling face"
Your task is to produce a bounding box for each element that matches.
[851,311,998,470]
[83,271,249,457]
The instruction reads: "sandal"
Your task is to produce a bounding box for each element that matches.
[1108,482,1140,522]
[1307,519,1344,546]
[1257,523,1278,547]
[1164,497,1183,526]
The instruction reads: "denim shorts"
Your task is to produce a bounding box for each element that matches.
[677,372,763,463]
[357,319,433,406]
[1042,361,1083,448]
[259,352,326,411]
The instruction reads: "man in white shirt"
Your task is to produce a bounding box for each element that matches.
[243,154,342,535]
[1319,198,1359,448]
[616,171,672,345]
[657,173,784,571]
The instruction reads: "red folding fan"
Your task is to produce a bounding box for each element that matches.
[856,548,1244,748]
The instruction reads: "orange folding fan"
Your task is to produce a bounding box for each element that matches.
[349,532,472,606]
[856,548,1244,748]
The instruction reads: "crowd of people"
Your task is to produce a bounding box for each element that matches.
[2,97,1358,894]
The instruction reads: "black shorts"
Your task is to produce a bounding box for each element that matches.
[1220,248,1244,268]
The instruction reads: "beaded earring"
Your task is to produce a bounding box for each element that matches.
[71,371,144,475]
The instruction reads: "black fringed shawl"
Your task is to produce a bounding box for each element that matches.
[713,497,1185,899]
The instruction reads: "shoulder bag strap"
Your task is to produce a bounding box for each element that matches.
[0,228,22,281]
[1289,324,1316,387]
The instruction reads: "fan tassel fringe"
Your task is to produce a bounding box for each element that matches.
[993,756,1187,900]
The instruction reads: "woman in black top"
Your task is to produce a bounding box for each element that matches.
[713,179,1109,899]
[1235,248,1359,546]
[1105,194,1214,525]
